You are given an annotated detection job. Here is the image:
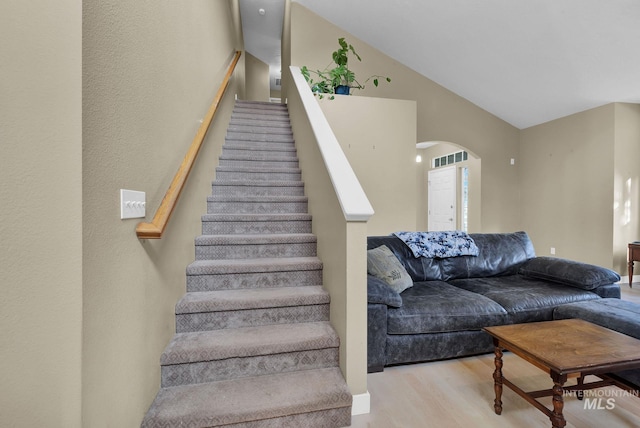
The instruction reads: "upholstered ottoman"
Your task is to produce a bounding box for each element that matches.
[553,298,640,387]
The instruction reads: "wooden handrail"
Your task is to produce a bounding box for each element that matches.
[136,51,241,239]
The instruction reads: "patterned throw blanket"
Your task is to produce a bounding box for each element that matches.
[393,231,480,258]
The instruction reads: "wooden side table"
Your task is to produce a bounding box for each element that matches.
[629,242,640,288]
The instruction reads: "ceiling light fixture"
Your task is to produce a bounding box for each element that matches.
[258,8,266,15]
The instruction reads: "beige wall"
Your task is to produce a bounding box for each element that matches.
[419,143,482,232]
[281,0,292,102]
[520,105,616,268]
[319,96,418,235]
[270,88,283,100]
[82,1,239,426]
[245,52,271,102]
[0,1,82,426]
[290,3,521,233]
[613,103,640,273]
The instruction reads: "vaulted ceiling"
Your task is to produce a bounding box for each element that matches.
[242,0,640,129]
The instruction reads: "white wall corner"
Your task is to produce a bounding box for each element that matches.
[351,391,371,415]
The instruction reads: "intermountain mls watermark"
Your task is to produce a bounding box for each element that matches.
[564,389,640,410]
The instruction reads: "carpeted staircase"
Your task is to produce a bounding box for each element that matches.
[141,100,353,427]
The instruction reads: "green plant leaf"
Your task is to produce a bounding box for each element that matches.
[348,44,362,62]
[301,37,391,99]
[301,66,310,82]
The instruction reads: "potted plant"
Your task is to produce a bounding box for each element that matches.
[301,37,391,99]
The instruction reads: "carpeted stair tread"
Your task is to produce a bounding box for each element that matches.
[217,159,299,170]
[225,132,294,143]
[211,181,304,197]
[208,194,307,201]
[229,110,290,119]
[206,195,308,215]
[220,150,296,160]
[194,234,317,259]
[231,112,291,123]
[214,167,302,182]
[232,107,289,117]
[160,321,339,365]
[186,256,322,275]
[200,213,312,235]
[227,124,292,133]
[176,286,329,314]
[195,233,316,246]
[229,107,289,114]
[212,179,303,188]
[223,145,296,153]
[218,152,299,162]
[231,102,288,111]
[222,145,296,155]
[226,125,293,135]
[215,165,301,174]
[229,117,292,128]
[140,367,352,428]
[233,102,289,115]
[201,213,311,222]
[234,102,288,110]
[207,200,308,215]
[222,141,296,150]
[217,159,299,169]
[235,99,286,106]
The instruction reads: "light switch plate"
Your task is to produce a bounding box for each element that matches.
[120,189,146,219]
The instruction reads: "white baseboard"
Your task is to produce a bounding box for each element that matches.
[351,391,370,415]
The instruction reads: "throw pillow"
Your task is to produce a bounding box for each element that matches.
[367,274,403,308]
[367,245,413,293]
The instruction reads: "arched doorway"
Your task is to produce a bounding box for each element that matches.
[416,141,481,232]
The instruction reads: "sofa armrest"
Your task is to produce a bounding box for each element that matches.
[367,303,388,372]
[519,256,620,291]
[367,274,403,308]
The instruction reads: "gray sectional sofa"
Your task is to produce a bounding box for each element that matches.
[367,231,622,373]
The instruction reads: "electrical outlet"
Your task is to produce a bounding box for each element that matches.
[550,247,556,255]
[120,189,146,219]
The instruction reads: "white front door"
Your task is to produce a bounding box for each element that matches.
[428,166,456,231]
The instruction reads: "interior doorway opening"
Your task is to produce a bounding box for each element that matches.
[416,142,481,232]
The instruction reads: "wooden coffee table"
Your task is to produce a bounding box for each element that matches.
[484,319,640,428]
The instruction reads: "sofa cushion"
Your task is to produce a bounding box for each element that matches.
[387,281,508,334]
[367,275,403,308]
[519,256,621,290]
[441,231,536,280]
[368,236,443,282]
[449,275,601,324]
[367,245,413,294]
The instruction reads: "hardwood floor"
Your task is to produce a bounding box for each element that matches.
[352,282,640,427]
